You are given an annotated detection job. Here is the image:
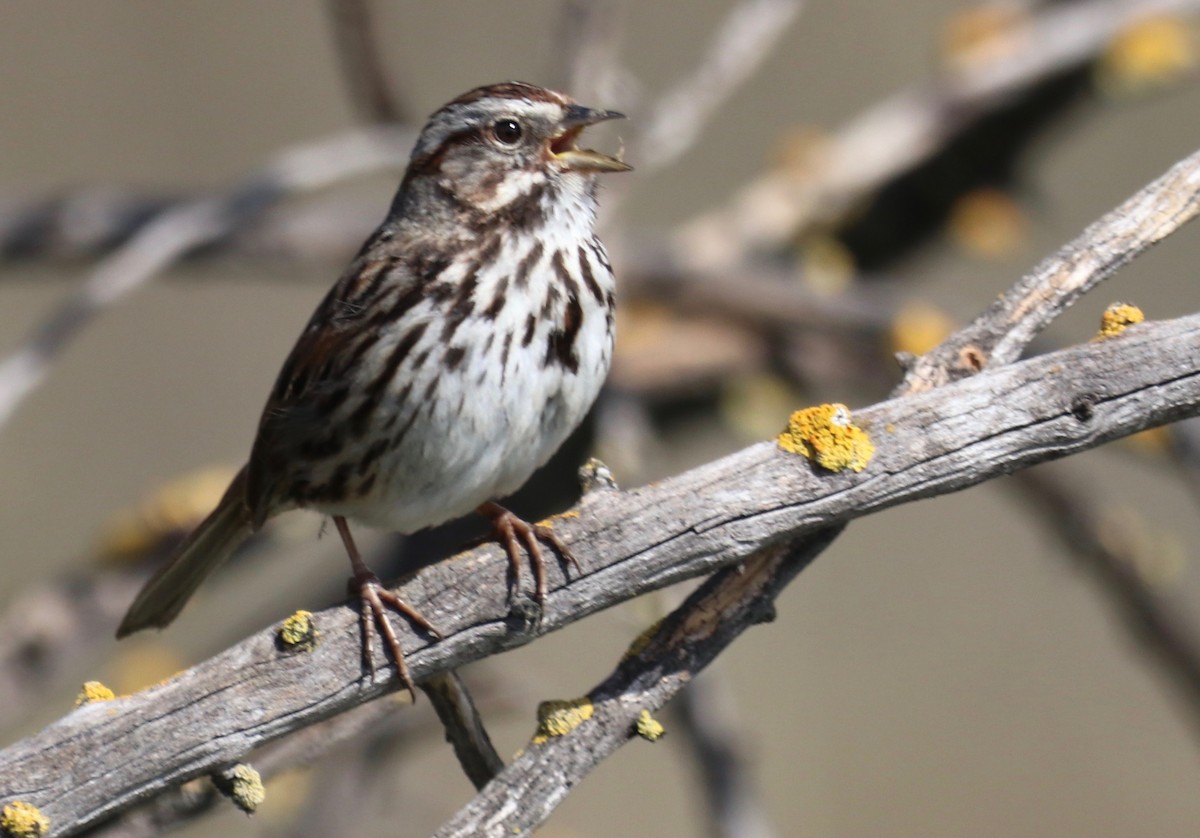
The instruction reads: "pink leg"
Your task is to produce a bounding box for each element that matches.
[334,516,440,700]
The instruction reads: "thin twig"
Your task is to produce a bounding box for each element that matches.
[634,0,804,173]
[324,0,407,123]
[1009,468,1200,736]
[421,671,505,790]
[673,667,777,838]
[554,0,625,104]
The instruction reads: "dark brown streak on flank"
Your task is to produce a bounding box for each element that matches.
[391,406,420,448]
[422,376,439,408]
[478,231,503,266]
[500,331,514,386]
[297,432,346,461]
[356,472,377,497]
[380,380,412,431]
[356,437,390,477]
[442,267,479,342]
[365,283,425,332]
[513,241,543,289]
[546,296,583,373]
[312,461,353,503]
[577,246,605,304]
[346,256,397,313]
[350,321,430,436]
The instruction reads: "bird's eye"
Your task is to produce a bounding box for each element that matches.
[491,119,523,145]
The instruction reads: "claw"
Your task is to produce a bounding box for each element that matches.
[478,502,579,605]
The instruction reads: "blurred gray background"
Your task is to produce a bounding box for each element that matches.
[4,1,1200,836]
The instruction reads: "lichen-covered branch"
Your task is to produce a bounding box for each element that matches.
[1,309,1198,835]
[898,144,1200,393]
[434,527,844,838]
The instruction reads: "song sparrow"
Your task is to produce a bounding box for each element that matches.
[117,82,630,696]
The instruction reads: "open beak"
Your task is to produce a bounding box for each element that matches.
[550,105,632,173]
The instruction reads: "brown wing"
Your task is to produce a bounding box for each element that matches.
[244,250,415,524]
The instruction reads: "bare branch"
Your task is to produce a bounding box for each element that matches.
[1009,468,1200,736]
[0,127,411,435]
[634,0,803,174]
[324,0,407,123]
[898,145,1200,393]
[421,671,505,790]
[435,528,843,838]
[3,308,1199,834]
[554,0,625,103]
[672,0,1200,270]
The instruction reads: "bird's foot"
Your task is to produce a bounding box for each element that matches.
[477,501,580,606]
[334,515,440,701]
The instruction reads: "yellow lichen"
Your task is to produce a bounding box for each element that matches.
[777,404,875,473]
[0,801,50,838]
[635,709,665,742]
[278,610,318,652]
[532,697,594,744]
[1098,15,1197,94]
[74,680,116,707]
[215,763,266,814]
[1095,302,1145,340]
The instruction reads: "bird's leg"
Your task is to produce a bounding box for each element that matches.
[334,515,440,700]
[477,501,581,606]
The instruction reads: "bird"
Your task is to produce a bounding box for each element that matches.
[117,81,631,697]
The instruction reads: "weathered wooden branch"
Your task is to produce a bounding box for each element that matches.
[1,307,1198,834]
[899,145,1200,393]
[435,526,845,838]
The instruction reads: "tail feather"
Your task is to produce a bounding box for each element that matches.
[116,467,254,638]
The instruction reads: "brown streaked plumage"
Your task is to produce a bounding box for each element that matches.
[116,82,631,698]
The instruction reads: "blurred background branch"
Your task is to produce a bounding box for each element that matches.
[4,1,1200,835]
